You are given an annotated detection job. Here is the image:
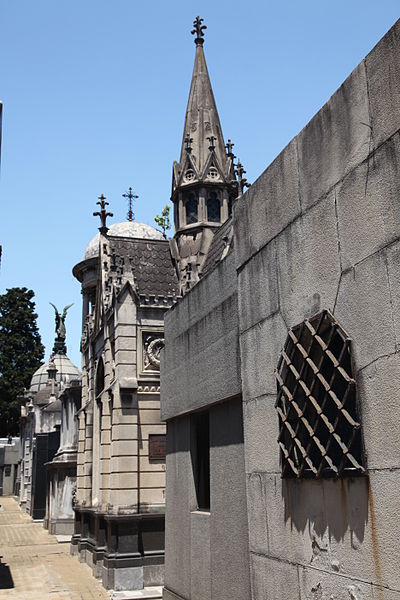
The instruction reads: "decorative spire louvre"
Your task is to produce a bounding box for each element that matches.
[93,194,113,234]
[122,187,138,222]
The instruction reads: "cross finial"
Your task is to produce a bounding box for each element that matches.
[93,194,113,234]
[226,139,236,159]
[207,135,216,152]
[184,134,193,154]
[191,16,207,46]
[235,159,251,197]
[122,186,138,222]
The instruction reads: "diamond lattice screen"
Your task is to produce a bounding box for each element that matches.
[275,310,364,478]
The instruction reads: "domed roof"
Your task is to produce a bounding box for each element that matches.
[30,353,81,393]
[83,221,164,260]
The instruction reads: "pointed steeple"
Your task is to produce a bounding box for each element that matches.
[170,17,239,295]
[178,28,228,179]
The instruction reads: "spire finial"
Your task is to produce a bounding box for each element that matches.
[207,135,216,152]
[236,159,251,197]
[122,187,138,222]
[226,139,236,160]
[191,16,207,46]
[184,134,193,154]
[93,194,113,234]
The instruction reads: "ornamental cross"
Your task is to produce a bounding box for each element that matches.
[93,194,113,234]
[236,159,251,197]
[122,187,138,222]
[184,134,193,154]
[191,16,207,45]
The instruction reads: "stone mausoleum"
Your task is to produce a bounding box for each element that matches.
[161,17,400,600]
[19,309,80,521]
[71,209,177,591]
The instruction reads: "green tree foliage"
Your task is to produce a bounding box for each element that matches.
[154,204,171,237]
[0,288,44,435]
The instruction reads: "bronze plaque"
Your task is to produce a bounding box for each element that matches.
[149,434,166,461]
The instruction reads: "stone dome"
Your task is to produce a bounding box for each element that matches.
[83,222,164,260]
[30,353,81,393]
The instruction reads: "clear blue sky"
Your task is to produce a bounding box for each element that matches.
[0,1,399,368]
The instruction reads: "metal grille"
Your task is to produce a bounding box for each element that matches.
[275,310,364,478]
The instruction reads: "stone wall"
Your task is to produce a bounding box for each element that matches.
[234,18,400,599]
[162,253,250,600]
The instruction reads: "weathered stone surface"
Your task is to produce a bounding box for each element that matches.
[162,253,240,420]
[250,553,300,600]
[190,513,211,600]
[243,395,280,475]
[209,399,250,600]
[385,241,400,350]
[298,565,374,600]
[237,239,279,333]
[164,417,193,600]
[297,60,370,212]
[276,193,341,327]
[366,18,400,148]
[234,141,301,268]
[335,251,396,371]
[358,353,400,470]
[239,311,287,400]
[336,133,400,270]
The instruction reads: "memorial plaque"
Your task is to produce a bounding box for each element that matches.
[149,434,166,461]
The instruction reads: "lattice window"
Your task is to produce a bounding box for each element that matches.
[275,310,364,478]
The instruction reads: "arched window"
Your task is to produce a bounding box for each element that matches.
[206,192,221,222]
[95,358,105,397]
[185,193,198,225]
[275,310,364,479]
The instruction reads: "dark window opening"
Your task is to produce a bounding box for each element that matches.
[206,192,221,222]
[275,310,364,479]
[95,358,105,397]
[185,193,198,225]
[192,412,210,510]
[228,198,233,218]
[4,465,11,477]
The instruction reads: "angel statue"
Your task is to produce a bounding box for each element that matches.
[50,303,73,354]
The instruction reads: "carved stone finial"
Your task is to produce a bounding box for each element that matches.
[226,139,236,159]
[93,194,113,234]
[49,303,73,355]
[236,159,251,197]
[122,187,139,222]
[207,135,216,152]
[191,16,207,46]
[184,134,193,154]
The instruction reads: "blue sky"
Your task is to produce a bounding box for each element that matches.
[0,1,399,368]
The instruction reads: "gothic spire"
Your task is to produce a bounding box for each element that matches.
[177,17,229,179]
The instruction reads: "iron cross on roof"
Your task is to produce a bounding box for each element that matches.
[93,194,113,234]
[122,187,139,222]
[191,16,207,45]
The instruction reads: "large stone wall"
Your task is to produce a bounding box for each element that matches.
[234,18,400,599]
[162,250,241,420]
[162,253,250,600]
